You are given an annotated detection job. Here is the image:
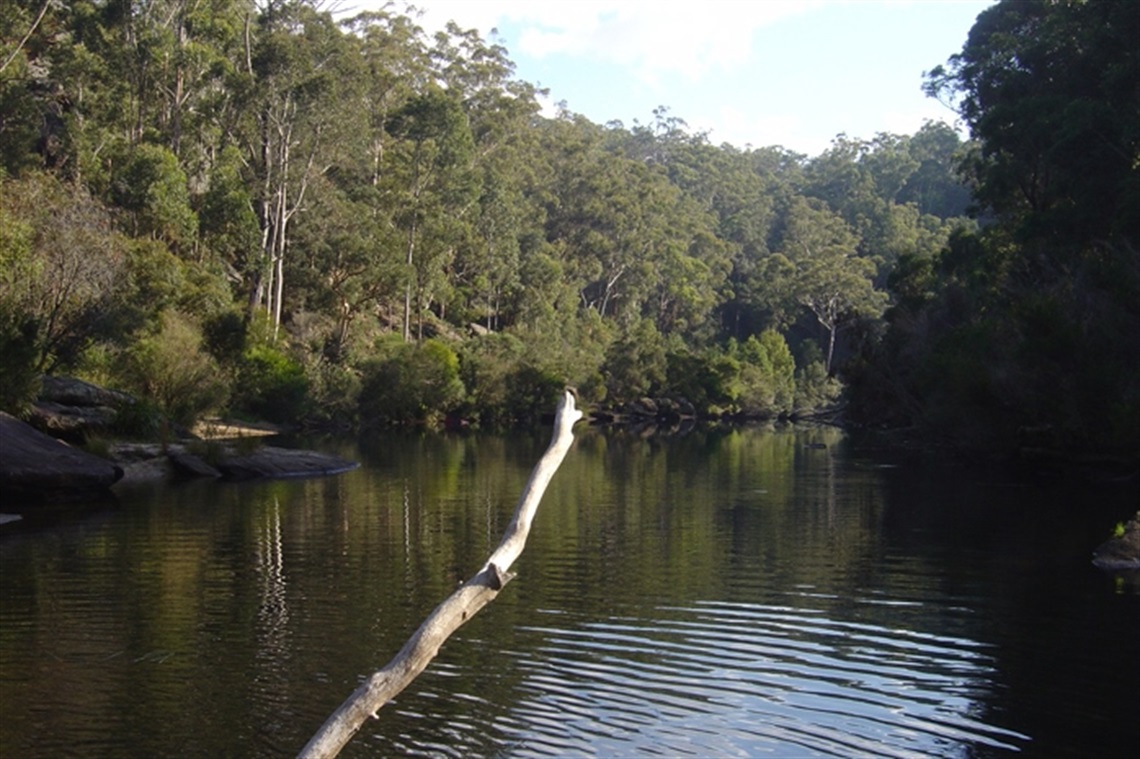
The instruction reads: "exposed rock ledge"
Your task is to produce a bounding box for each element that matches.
[1092,511,1140,571]
[112,441,359,485]
[1,411,124,498]
[3,413,357,502]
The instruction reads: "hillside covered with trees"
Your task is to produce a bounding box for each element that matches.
[1,0,1135,463]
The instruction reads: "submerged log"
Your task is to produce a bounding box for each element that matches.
[298,390,583,759]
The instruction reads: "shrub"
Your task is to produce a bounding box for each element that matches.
[0,311,40,414]
[503,365,565,424]
[666,347,738,414]
[735,329,796,416]
[234,343,310,424]
[359,338,464,425]
[202,310,247,367]
[603,318,667,403]
[122,311,229,426]
[794,341,842,413]
[459,332,524,425]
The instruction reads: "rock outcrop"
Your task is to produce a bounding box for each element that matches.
[4,375,359,505]
[208,446,358,480]
[0,412,124,498]
[108,442,358,485]
[1092,511,1140,571]
[28,376,135,442]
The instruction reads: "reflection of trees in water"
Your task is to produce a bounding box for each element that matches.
[256,497,290,664]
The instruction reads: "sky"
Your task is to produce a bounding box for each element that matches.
[344,0,996,157]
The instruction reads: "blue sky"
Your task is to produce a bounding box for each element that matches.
[349,1,995,157]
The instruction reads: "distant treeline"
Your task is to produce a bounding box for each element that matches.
[0,1,1135,461]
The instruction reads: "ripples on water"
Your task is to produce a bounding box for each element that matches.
[492,601,1030,758]
[1,429,1137,758]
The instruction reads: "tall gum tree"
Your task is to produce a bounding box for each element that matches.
[764,197,887,374]
[240,0,348,337]
[384,87,477,341]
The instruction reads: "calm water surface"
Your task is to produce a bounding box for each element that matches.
[1,425,1137,758]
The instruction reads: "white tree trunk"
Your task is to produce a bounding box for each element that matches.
[297,391,584,759]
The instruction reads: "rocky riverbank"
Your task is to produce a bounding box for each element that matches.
[0,377,358,526]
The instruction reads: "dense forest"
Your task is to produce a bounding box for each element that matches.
[0,0,1135,462]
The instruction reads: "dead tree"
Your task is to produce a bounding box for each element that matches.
[297,390,583,759]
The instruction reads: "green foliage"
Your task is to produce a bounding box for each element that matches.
[234,343,310,425]
[734,329,796,416]
[459,331,567,425]
[359,338,465,425]
[794,341,842,414]
[198,145,261,270]
[110,144,198,249]
[10,1,1069,443]
[121,312,229,427]
[0,311,40,414]
[504,366,565,425]
[304,359,362,428]
[849,0,1140,458]
[458,332,523,424]
[603,318,668,403]
[666,348,735,414]
[110,398,166,440]
[202,311,247,367]
[0,172,130,372]
[119,238,184,329]
[925,0,1139,244]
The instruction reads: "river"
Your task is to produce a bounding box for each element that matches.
[1,425,1136,758]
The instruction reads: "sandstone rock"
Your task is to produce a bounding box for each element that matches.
[169,451,223,479]
[39,376,133,408]
[1092,511,1140,571]
[212,446,358,480]
[0,412,123,497]
[28,401,119,440]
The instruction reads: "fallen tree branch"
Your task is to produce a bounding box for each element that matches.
[297,390,583,759]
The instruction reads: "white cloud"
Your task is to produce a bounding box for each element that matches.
[413,1,820,85]
[344,0,989,156]
[696,105,833,155]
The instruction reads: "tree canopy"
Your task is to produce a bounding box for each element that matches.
[4,0,1130,463]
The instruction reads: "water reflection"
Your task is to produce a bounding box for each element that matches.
[0,426,1136,758]
[501,600,1029,758]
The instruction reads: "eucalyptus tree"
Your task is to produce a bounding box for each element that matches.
[871,0,1140,456]
[924,0,1138,246]
[384,87,477,341]
[340,8,432,188]
[0,0,58,173]
[0,0,127,179]
[97,0,250,159]
[238,0,356,337]
[287,172,400,359]
[896,121,972,220]
[430,21,546,333]
[804,132,971,288]
[538,116,711,330]
[660,140,790,340]
[762,196,886,375]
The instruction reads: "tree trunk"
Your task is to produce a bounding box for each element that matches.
[297,391,583,759]
[403,222,416,342]
[826,321,837,376]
